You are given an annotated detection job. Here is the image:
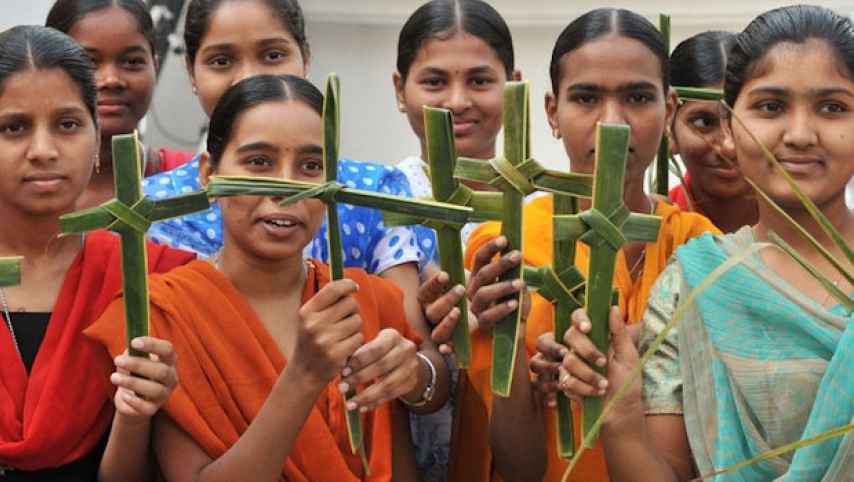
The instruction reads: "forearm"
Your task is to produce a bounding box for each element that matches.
[600,415,684,482]
[98,415,155,482]
[400,348,451,414]
[189,366,324,482]
[489,335,547,482]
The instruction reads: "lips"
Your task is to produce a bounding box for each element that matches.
[97,100,130,115]
[23,171,67,191]
[453,118,477,136]
[777,157,823,175]
[258,213,304,238]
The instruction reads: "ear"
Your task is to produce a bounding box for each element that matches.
[663,88,679,138]
[544,91,559,134]
[511,69,522,81]
[199,151,214,188]
[392,71,406,112]
[720,111,737,163]
[185,54,197,95]
[301,45,312,78]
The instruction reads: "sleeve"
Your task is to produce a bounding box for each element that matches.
[367,165,434,275]
[639,259,685,415]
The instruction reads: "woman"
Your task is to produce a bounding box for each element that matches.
[452,8,719,480]
[0,25,191,481]
[391,1,519,479]
[46,0,195,209]
[88,74,439,481]
[667,31,758,233]
[562,5,854,480]
[140,1,446,395]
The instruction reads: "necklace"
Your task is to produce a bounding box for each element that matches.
[627,196,655,279]
[0,287,22,359]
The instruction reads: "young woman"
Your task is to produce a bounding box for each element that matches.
[45,0,195,209]
[668,31,758,233]
[0,25,192,481]
[446,8,720,481]
[561,5,854,480]
[87,74,439,481]
[391,1,518,479]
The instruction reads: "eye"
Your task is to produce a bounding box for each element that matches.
[819,101,847,114]
[755,100,784,113]
[264,50,288,62]
[301,159,323,174]
[570,94,597,105]
[0,122,26,134]
[244,156,272,167]
[420,77,445,88]
[58,119,83,131]
[121,57,149,69]
[627,92,653,104]
[470,77,492,87]
[208,55,232,68]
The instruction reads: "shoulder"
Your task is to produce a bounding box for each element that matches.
[157,148,197,172]
[656,200,721,241]
[143,156,202,199]
[338,158,411,195]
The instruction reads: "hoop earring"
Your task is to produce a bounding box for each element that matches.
[94,153,101,174]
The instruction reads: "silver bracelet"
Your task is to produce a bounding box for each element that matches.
[400,352,437,407]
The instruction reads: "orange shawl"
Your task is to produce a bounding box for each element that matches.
[86,260,417,481]
[456,196,718,481]
[0,231,193,471]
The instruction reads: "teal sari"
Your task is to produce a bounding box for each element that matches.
[642,228,854,480]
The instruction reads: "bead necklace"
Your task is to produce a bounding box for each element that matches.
[0,287,21,359]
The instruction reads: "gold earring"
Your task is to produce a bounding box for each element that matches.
[552,128,561,140]
[94,153,101,174]
[398,102,406,112]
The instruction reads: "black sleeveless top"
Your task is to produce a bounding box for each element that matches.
[1,313,108,481]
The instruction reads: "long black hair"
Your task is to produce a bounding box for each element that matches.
[206,74,322,166]
[725,4,854,106]
[549,8,669,96]
[671,31,735,88]
[184,0,308,66]
[397,0,514,81]
[0,25,97,121]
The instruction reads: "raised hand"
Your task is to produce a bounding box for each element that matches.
[291,279,364,389]
[111,336,179,420]
[337,328,420,412]
[468,236,530,331]
[418,269,469,355]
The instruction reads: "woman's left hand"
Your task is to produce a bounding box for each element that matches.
[111,336,179,420]
[337,328,420,412]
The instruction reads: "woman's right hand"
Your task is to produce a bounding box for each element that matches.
[293,279,364,388]
[558,306,643,426]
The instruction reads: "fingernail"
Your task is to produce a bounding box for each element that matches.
[511,279,524,289]
[559,348,569,357]
[114,356,127,367]
[341,367,352,377]
[122,392,134,402]
[548,400,556,408]
[338,382,349,393]
[131,338,144,349]
[598,379,609,389]
[507,299,518,309]
[110,373,123,384]
[346,401,357,411]
[510,251,521,262]
[453,285,465,296]
[359,406,368,413]
[580,321,591,331]
[449,307,460,319]
[596,357,606,367]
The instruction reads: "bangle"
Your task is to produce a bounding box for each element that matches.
[400,352,437,407]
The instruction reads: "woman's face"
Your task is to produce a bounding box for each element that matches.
[0,68,98,218]
[201,99,324,262]
[394,32,514,160]
[189,0,309,117]
[546,34,676,178]
[67,6,156,141]
[670,82,753,201]
[727,39,854,209]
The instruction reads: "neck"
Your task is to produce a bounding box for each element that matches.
[752,193,854,261]
[214,245,306,300]
[693,190,759,234]
[0,206,84,259]
[420,146,498,192]
[578,177,651,213]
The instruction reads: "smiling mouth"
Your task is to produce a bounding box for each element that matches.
[265,219,298,228]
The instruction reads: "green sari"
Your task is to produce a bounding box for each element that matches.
[641,228,854,480]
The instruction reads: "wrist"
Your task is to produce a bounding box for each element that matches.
[399,352,437,407]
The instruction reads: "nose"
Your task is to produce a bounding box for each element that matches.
[96,63,126,90]
[27,124,59,163]
[443,82,472,113]
[782,107,817,148]
[600,99,626,125]
[236,60,267,85]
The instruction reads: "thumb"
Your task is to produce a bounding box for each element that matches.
[607,307,635,361]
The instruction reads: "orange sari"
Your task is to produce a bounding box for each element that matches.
[454,195,719,481]
[86,260,417,481]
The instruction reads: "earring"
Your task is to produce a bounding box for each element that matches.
[94,153,101,174]
[552,128,561,140]
[397,102,406,112]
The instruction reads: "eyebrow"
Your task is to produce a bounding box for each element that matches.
[301,145,323,156]
[567,81,658,92]
[748,86,854,99]
[84,45,150,56]
[235,141,278,154]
